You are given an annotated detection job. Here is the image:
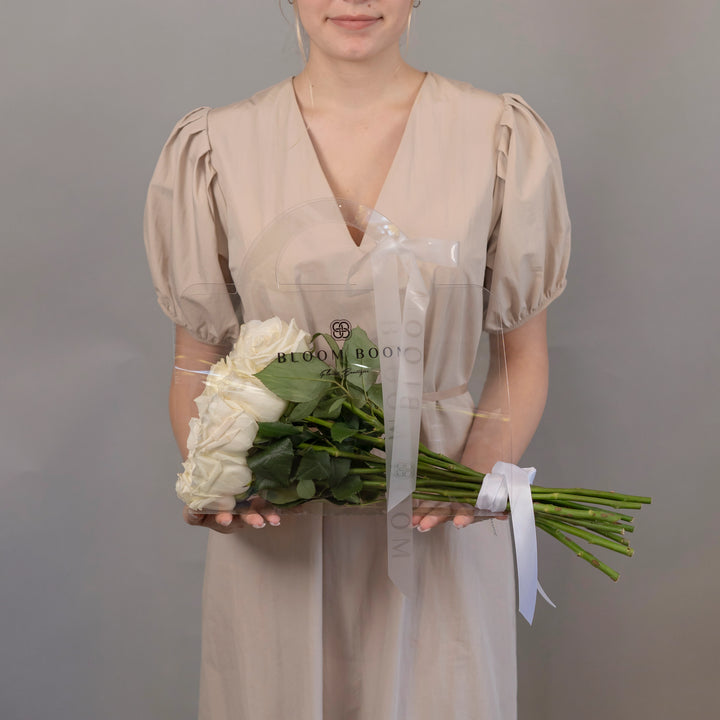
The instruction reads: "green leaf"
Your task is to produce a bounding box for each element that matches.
[320,333,344,372]
[327,457,352,487]
[346,385,368,410]
[255,356,334,403]
[313,394,345,419]
[367,383,384,411]
[255,422,303,440]
[295,452,331,483]
[330,422,358,443]
[290,429,316,447]
[247,438,294,488]
[331,475,364,501]
[342,328,380,391]
[287,399,321,422]
[296,478,317,499]
[261,487,301,505]
[339,408,360,429]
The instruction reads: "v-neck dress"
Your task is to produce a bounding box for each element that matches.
[144,72,571,720]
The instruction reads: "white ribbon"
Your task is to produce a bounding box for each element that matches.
[476,461,555,623]
[355,211,458,597]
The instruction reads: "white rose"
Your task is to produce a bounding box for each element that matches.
[220,376,287,423]
[188,396,258,454]
[176,454,253,511]
[179,399,259,511]
[177,316,311,512]
[228,317,311,376]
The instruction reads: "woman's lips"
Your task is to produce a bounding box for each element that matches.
[328,15,381,30]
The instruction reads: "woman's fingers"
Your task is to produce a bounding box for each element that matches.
[183,498,282,532]
[238,497,282,528]
[411,500,509,531]
[183,507,243,534]
[412,500,452,531]
[450,502,475,528]
[251,497,282,527]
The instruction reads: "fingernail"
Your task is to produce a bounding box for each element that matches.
[417,526,431,533]
[253,522,266,529]
[269,520,281,526]
[217,516,232,527]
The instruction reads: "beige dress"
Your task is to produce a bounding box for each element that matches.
[144,72,571,720]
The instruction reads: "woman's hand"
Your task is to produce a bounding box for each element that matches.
[411,499,508,531]
[183,497,282,533]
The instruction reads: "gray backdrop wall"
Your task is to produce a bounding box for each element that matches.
[2,1,718,718]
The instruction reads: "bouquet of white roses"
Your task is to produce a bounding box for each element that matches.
[179,317,651,581]
[176,317,311,512]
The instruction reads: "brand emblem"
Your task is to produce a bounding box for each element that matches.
[330,319,352,340]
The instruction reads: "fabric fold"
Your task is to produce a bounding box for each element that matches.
[143,106,239,345]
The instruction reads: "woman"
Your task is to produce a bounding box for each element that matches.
[144,1,570,718]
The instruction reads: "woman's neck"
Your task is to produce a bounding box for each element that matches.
[294,52,425,116]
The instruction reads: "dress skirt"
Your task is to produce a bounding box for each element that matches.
[199,505,517,720]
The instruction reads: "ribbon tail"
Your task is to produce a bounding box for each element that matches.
[538,582,556,608]
[508,468,537,624]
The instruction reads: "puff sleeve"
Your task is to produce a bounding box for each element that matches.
[483,93,571,332]
[143,107,240,345]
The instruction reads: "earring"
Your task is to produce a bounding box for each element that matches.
[413,1,421,7]
[405,10,412,49]
[293,7,307,62]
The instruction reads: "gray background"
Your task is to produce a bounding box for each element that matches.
[1,1,718,718]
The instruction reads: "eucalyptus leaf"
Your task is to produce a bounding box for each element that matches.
[247,438,294,487]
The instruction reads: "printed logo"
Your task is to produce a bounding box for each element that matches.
[330,319,352,340]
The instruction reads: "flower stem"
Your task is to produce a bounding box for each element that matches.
[531,491,644,509]
[536,519,620,581]
[541,517,633,556]
[341,401,383,431]
[534,487,651,505]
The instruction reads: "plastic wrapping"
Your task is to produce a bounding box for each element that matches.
[173,200,512,535]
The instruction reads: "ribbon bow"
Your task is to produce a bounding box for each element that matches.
[476,461,555,623]
[351,210,458,596]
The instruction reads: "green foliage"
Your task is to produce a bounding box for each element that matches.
[313,395,345,419]
[255,356,333,404]
[255,422,303,440]
[250,326,386,508]
[367,383,384,411]
[327,457,352,487]
[342,327,380,391]
[295,452,331,483]
[296,478,316,499]
[330,422,358,443]
[247,438,294,489]
[331,475,364,501]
